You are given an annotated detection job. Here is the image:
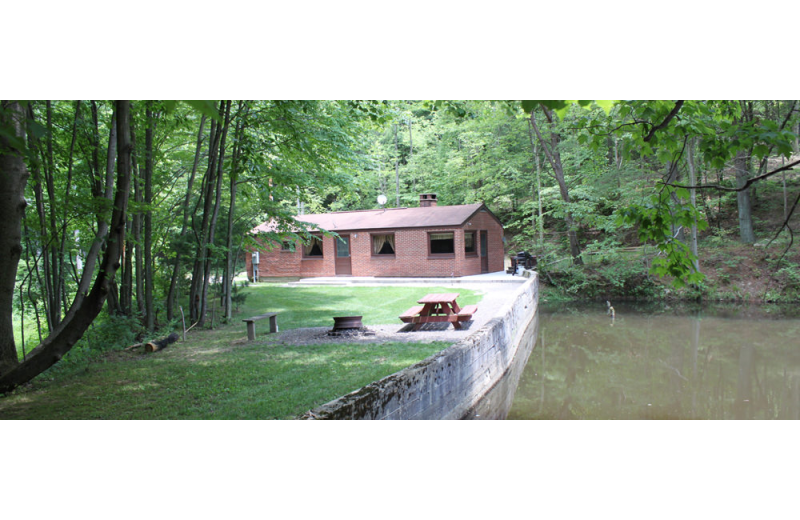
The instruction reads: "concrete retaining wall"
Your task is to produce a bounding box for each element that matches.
[303,272,539,420]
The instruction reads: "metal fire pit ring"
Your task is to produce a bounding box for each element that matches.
[332,316,364,331]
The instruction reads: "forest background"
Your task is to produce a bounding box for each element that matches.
[3,99,800,393]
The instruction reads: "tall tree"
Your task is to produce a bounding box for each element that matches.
[686,137,700,271]
[527,120,545,249]
[189,113,219,323]
[0,101,30,375]
[166,114,206,322]
[224,102,248,321]
[0,100,133,393]
[144,102,156,330]
[199,101,232,327]
[734,102,756,244]
[528,105,583,264]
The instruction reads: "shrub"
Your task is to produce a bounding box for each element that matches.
[51,314,146,372]
[543,255,663,300]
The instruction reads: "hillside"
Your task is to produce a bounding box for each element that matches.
[541,154,800,303]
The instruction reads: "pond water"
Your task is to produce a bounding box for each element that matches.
[502,301,800,420]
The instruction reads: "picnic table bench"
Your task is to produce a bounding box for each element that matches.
[399,293,477,330]
[243,312,279,341]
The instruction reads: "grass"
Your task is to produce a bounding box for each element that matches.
[0,284,482,419]
[0,338,451,419]
[235,283,483,329]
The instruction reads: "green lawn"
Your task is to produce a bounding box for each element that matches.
[236,283,483,329]
[0,284,482,419]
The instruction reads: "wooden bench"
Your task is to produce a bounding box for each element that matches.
[399,305,425,323]
[457,305,478,321]
[243,312,278,341]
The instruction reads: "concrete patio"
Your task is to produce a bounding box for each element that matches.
[284,270,530,286]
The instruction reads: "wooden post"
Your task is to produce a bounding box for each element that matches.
[246,321,256,341]
[268,315,277,333]
[179,305,186,342]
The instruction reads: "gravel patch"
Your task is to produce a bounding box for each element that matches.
[255,282,524,347]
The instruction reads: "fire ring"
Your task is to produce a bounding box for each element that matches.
[332,316,364,330]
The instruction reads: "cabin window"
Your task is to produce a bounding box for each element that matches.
[372,234,395,256]
[429,232,455,255]
[281,240,294,252]
[464,231,477,255]
[303,235,323,258]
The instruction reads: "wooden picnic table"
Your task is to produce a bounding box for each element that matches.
[399,293,478,331]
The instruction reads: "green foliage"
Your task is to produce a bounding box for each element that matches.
[773,263,800,300]
[8,98,800,389]
[542,246,663,300]
[50,314,145,372]
[521,100,616,120]
[699,114,796,168]
[230,280,249,312]
[158,100,224,123]
[617,186,707,287]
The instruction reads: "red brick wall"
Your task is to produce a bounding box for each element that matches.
[246,210,504,279]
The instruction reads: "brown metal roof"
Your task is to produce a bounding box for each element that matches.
[251,203,499,234]
[295,203,487,232]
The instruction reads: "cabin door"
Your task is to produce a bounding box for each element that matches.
[335,235,352,275]
[480,230,489,273]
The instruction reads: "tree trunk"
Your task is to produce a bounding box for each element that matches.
[0,101,31,375]
[527,120,545,249]
[56,101,82,317]
[529,107,582,264]
[144,103,155,331]
[0,101,133,393]
[224,103,247,321]
[783,156,788,221]
[190,102,228,325]
[99,107,120,315]
[199,101,231,327]
[686,138,700,272]
[665,162,686,243]
[44,101,62,329]
[734,150,755,243]
[408,119,413,158]
[794,121,799,155]
[131,115,145,317]
[25,103,56,332]
[166,114,206,322]
[119,103,133,317]
[734,103,756,244]
[394,123,400,207]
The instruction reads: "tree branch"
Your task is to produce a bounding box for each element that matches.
[766,189,800,264]
[755,100,797,174]
[643,101,684,142]
[528,109,558,174]
[665,158,800,192]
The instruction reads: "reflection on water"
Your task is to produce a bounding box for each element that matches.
[506,302,800,420]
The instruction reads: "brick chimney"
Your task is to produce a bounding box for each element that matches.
[419,193,438,208]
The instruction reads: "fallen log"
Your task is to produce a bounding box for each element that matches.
[145,333,180,353]
[126,333,179,353]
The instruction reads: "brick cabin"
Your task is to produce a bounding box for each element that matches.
[245,194,505,279]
